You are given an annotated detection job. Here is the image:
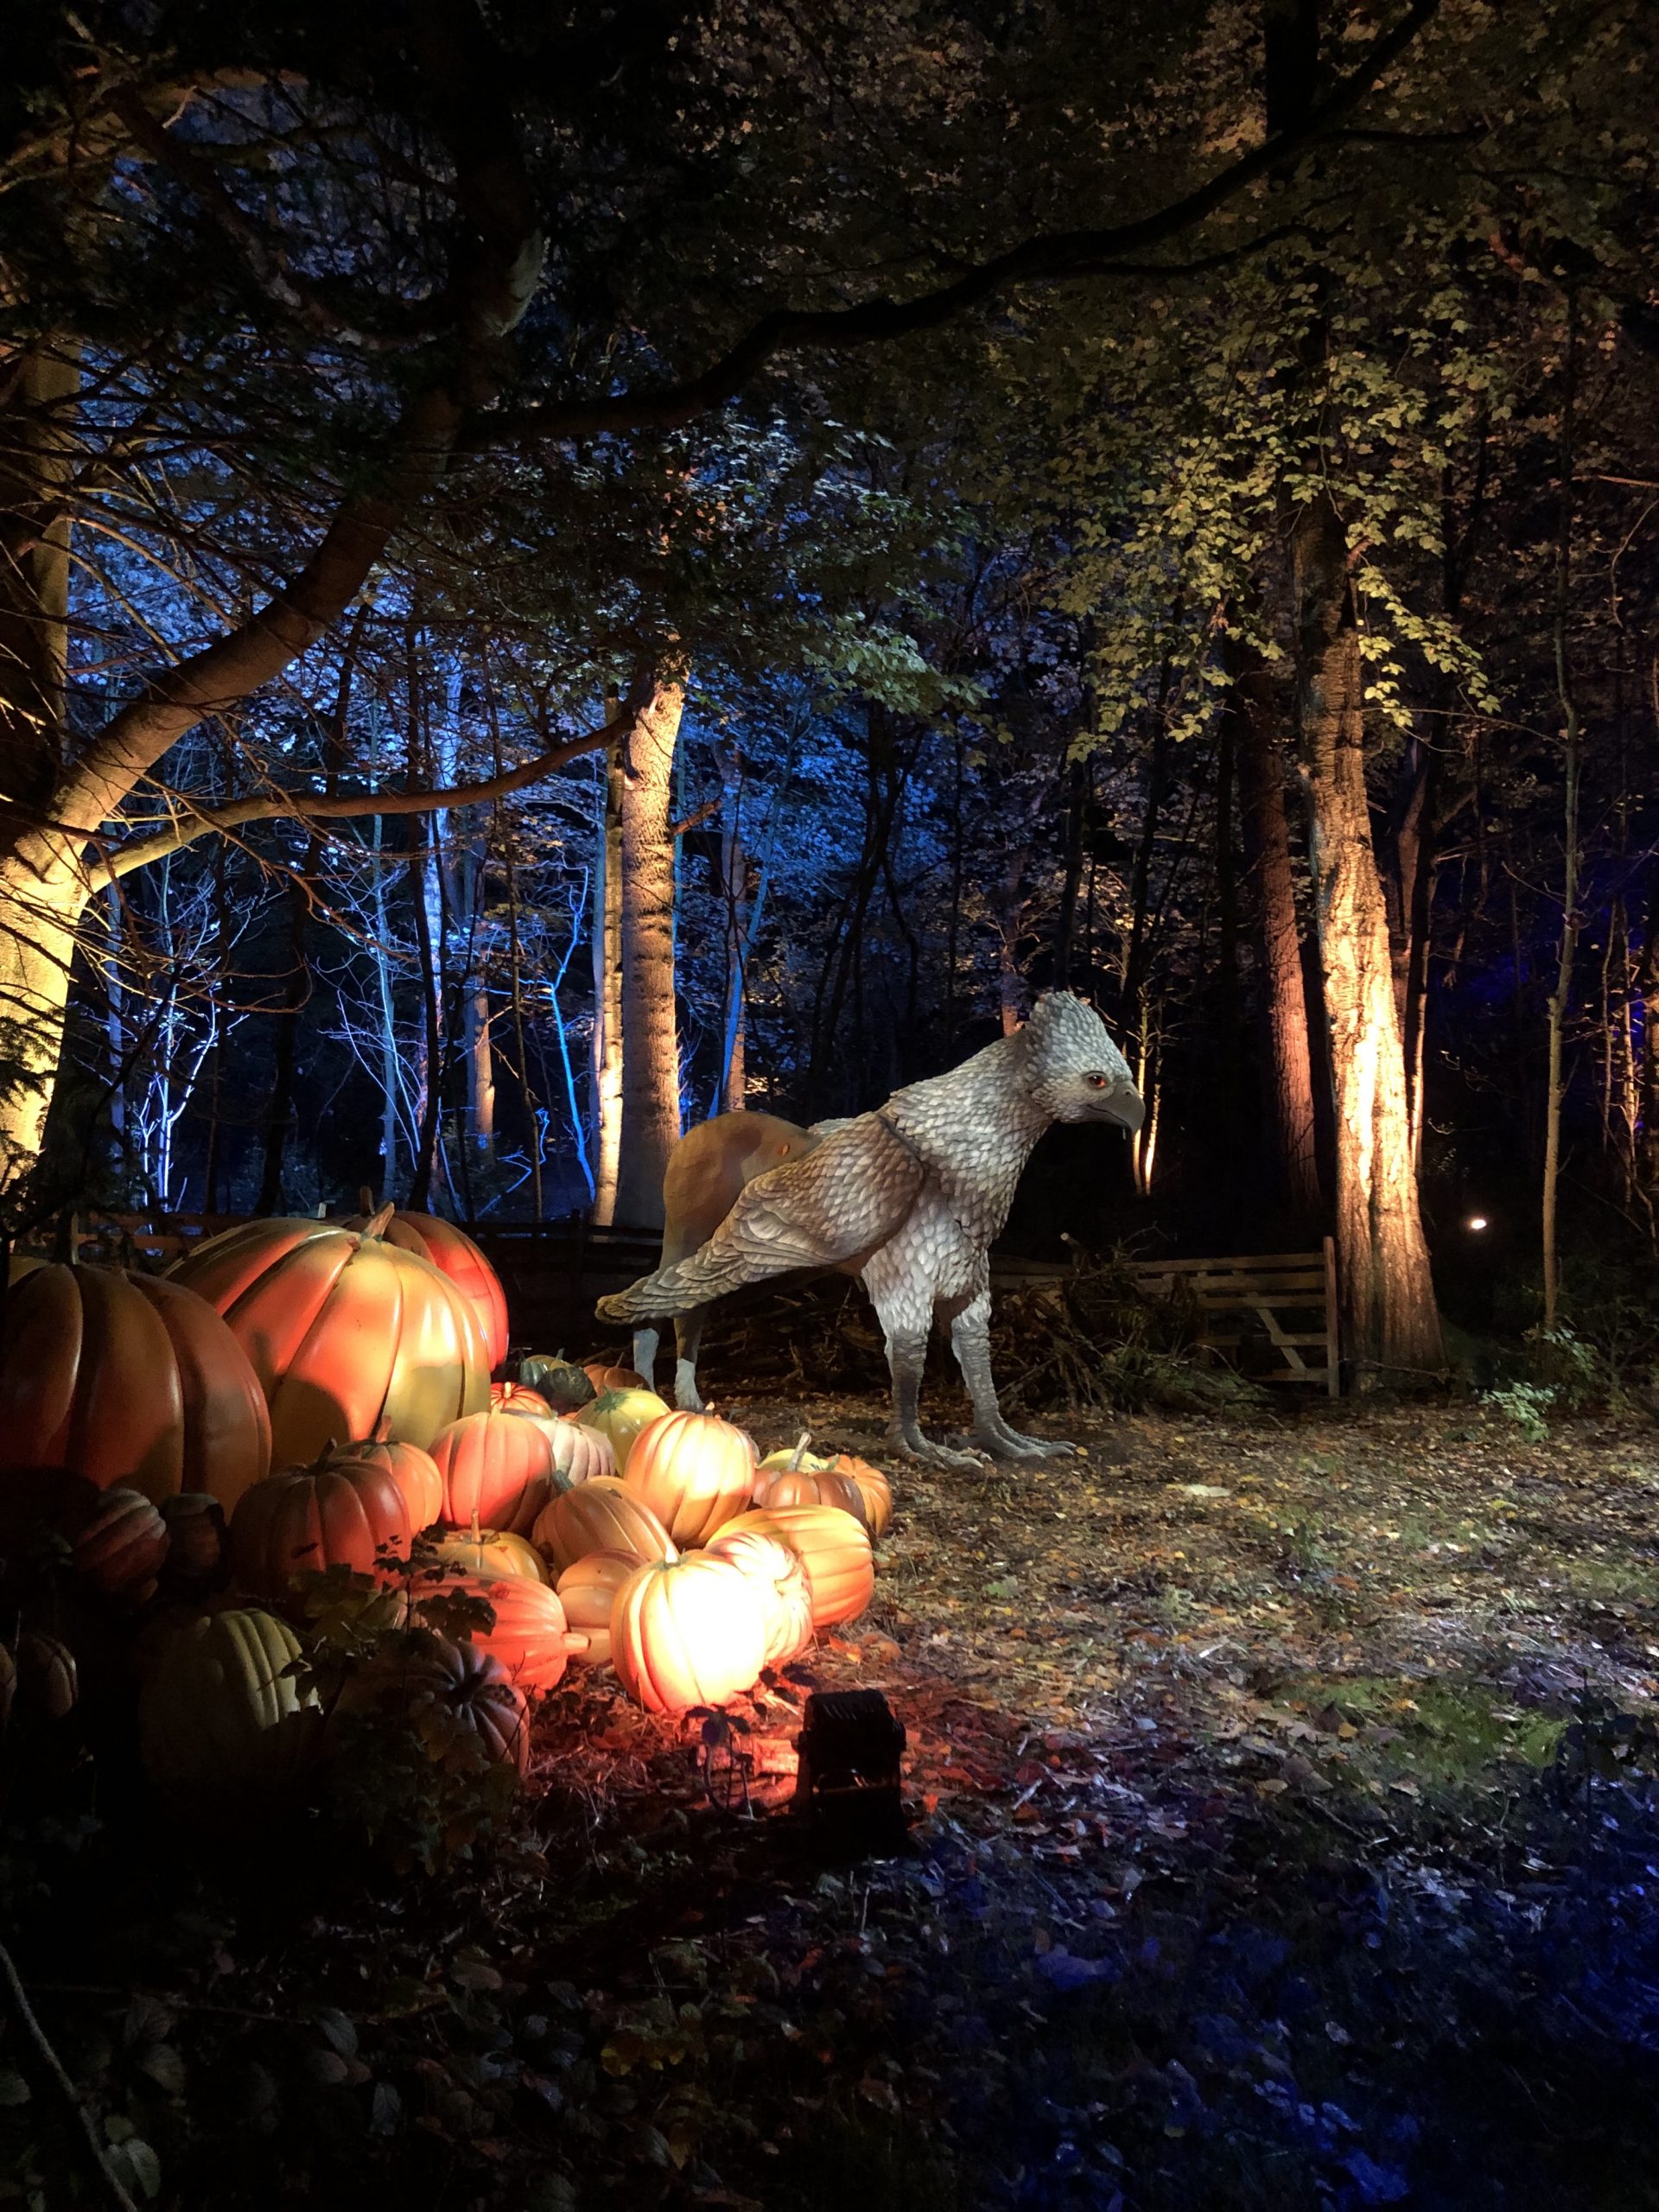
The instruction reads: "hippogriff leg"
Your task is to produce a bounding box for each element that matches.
[949,1289,1071,1459]
[673,1306,706,1412]
[868,1279,988,1471]
[632,1327,660,1389]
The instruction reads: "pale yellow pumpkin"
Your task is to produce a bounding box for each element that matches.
[429,1529,548,1584]
[554,1550,636,1666]
[622,1409,756,1546]
[706,1505,873,1629]
[573,1387,671,1475]
[534,1478,676,1575]
[611,1554,771,1714]
[703,1524,815,1668]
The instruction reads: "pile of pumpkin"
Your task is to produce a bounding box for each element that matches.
[0,1205,891,1816]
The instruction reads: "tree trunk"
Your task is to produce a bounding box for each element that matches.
[1230,633,1323,1226]
[589,744,624,1224]
[1292,493,1442,1378]
[613,677,684,1230]
[0,346,78,818]
[718,790,747,1113]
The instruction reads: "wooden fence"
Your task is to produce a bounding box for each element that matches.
[18,1212,1340,1395]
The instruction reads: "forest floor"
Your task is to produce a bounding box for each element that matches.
[12,1394,1659,2212]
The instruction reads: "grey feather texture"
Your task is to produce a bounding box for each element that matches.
[597,992,1141,1465]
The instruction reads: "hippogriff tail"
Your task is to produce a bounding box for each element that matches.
[594,1244,756,1325]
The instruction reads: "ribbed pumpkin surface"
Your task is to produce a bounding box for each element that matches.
[534,1478,676,1575]
[429,1410,563,1532]
[230,1456,414,1599]
[0,1264,271,1506]
[491,1381,554,1420]
[73,1485,169,1598]
[554,1551,636,1666]
[573,1387,671,1475]
[345,1211,510,1370]
[756,1449,893,1537]
[703,1525,815,1668]
[168,1216,487,1465]
[139,1607,322,1809]
[429,1529,547,1584]
[751,1462,868,1527]
[623,1410,756,1546]
[335,1634,528,1773]
[515,1355,594,1412]
[437,1574,574,1695]
[611,1555,770,1714]
[706,1506,873,1629]
[327,1437,443,1530]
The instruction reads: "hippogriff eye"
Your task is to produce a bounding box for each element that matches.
[1084,1072,1109,1090]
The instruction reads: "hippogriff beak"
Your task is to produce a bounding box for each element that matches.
[1108,1087,1147,1135]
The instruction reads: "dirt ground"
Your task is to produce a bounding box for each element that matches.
[13,1394,1659,2212]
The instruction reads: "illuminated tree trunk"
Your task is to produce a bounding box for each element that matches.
[613,677,685,1231]
[589,747,624,1224]
[1230,636,1322,1228]
[1293,493,1442,1379]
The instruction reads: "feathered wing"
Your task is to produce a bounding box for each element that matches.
[596,1114,923,1323]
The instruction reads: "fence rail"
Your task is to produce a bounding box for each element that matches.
[16,1211,1340,1395]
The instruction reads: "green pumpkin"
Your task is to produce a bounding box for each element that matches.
[513,1352,595,1414]
[139,1607,321,1817]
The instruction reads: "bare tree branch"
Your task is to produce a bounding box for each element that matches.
[88,709,632,888]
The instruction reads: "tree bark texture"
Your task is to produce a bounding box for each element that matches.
[613,677,685,1231]
[1292,493,1443,1378]
[1230,635,1323,1227]
[589,747,625,1224]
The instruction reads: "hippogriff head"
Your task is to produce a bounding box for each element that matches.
[1020,992,1145,1132]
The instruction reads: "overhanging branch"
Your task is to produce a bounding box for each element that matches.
[485,0,1440,446]
[89,708,631,889]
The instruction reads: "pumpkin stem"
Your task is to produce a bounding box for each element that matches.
[791,1431,812,1470]
[470,1507,481,1544]
[363,1202,397,1240]
[311,1438,340,1474]
[357,1185,375,1214]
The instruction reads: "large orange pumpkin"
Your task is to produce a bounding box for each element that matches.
[708,1506,873,1629]
[534,1478,677,1575]
[435,1574,577,1695]
[623,1411,756,1547]
[229,1449,415,1599]
[611,1554,771,1714]
[703,1525,815,1668]
[554,1552,636,1667]
[429,1529,547,1585]
[428,1410,568,1534]
[0,1264,271,1507]
[168,1209,487,1465]
[72,1485,170,1600]
[345,1208,511,1371]
[574,1387,671,1475]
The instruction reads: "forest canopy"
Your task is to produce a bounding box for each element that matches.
[3,0,1658,1379]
